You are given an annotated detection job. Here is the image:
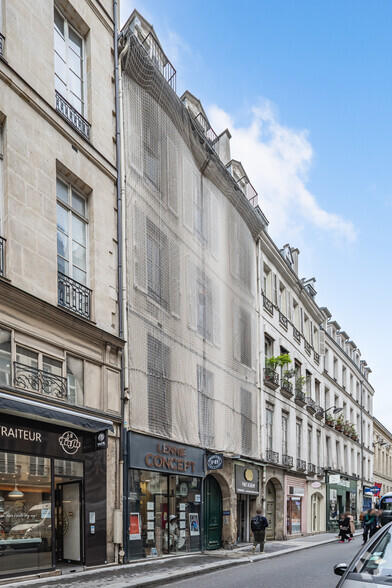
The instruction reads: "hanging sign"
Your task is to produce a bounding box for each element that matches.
[206,454,223,470]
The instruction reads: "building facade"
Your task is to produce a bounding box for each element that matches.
[0,1,122,578]
[372,418,392,502]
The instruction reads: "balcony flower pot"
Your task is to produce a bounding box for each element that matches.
[325,413,335,427]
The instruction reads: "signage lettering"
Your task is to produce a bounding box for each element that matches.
[59,431,81,455]
[0,425,42,442]
[145,453,195,473]
[156,443,186,457]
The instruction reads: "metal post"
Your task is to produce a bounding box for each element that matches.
[360,380,364,514]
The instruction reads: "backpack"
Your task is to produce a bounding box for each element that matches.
[251,515,267,531]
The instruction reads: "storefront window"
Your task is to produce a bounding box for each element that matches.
[0,453,52,577]
[128,470,201,558]
[287,496,301,534]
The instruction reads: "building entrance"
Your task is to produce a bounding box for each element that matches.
[204,475,222,550]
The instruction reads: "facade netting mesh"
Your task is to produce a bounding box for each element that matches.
[123,31,260,458]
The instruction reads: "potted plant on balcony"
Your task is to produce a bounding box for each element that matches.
[350,424,357,440]
[343,421,351,436]
[335,414,344,431]
[325,413,335,427]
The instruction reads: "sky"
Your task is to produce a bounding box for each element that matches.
[120,1,392,428]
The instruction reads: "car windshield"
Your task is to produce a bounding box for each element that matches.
[354,527,392,577]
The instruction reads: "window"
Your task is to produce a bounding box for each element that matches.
[16,346,39,390]
[29,456,46,477]
[316,430,321,466]
[67,355,84,405]
[57,178,88,286]
[241,389,253,455]
[326,436,331,466]
[147,334,171,436]
[143,112,160,188]
[54,7,85,116]
[197,366,214,447]
[305,370,312,396]
[0,452,15,474]
[308,427,312,463]
[315,380,320,405]
[336,441,340,469]
[333,357,338,380]
[282,413,288,455]
[266,406,273,451]
[147,220,168,308]
[296,420,302,459]
[239,308,252,367]
[264,335,273,360]
[0,327,11,386]
[14,346,67,400]
[342,366,347,389]
[197,275,212,340]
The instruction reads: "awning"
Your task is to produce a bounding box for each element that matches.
[0,392,114,432]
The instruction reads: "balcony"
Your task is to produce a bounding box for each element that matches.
[314,351,320,365]
[280,379,293,399]
[305,397,316,415]
[58,271,91,320]
[0,33,4,57]
[282,454,293,468]
[265,450,279,464]
[0,236,5,277]
[304,340,312,356]
[308,463,316,474]
[294,389,306,407]
[314,405,324,420]
[296,459,306,472]
[293,327,301,343]
[55,91,91,140]
[264,368,279,390]
[317,466,324,476]
[14,362,67,400]
[194,112,218,146]
[279,311,288,330]
[140,31,176,91]
[262,294,274,315]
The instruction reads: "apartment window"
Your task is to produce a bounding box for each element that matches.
[147,334,171,436]
[264,335,273,360]
[54,7,85,116]
[146,220,168,309]
[57,178,88,286]
[315,380,320,405]
[324,349,329,372]
[197,366,214,447]
[241,389,253,455]
[316,430,321,466]
[0,327,11,386]
[67,355,84,406]
[333,357,338,380]
[197,275,212,341]
[282,414,288,455]
[29,456,46,476]
[296,420,302,459]
[326,436,331,466]
[143,105,160,189]
[308,427,312,463]
[336,441,340,469]
[305,370,312,396]
[239,308,251,367]
[266,406,273,451]
[16,346,39,390]
[325,387,330,409]
[342,366,347,389]
[0,452,15,474]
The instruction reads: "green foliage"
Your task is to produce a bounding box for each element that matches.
[265,353,292,371]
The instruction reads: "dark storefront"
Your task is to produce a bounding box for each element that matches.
[326,472,357,530]
[127,432,205,559]
[0,397,112,579]
[235,465,259,543]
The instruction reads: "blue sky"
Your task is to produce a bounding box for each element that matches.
[121,1,392,428]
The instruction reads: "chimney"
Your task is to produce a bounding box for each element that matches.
[215,129,232,166]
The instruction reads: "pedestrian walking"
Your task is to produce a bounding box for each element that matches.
[347,513,355,541]
[338,512,351,543]
[251,508,268,553]
[369,509,381,539]
[362,509,377,544]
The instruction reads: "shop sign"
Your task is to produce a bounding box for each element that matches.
[311,481,321,489]
[129,512,141,540]
[128,432,205,477]
[329,474,340,484]
[206,454,223,470]
[235,465,259,495]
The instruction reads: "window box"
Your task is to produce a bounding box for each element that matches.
[264,368,279,390]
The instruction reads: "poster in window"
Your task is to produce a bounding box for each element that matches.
[189,513,199,536]
[129,513,141,540]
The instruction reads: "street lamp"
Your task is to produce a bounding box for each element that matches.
[373,438,388,447]
[323,406,343,415]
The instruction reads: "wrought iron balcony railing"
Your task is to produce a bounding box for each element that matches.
[194,112,218,145]
[14,362,67,399]
[280,379,293,396]
[305,397,316,413]
[265,449,279,464]
[293,327,301,343]
[296,458,306,472]
[264,368,279,389]
[282,454,293,468]
[304,340,312,355]
[0,236,5,277]
[55,91,91,140]
[0,33,4,57]
[314,351,320,365]
[140,31,176,91]
[262,294,274,315]
[308,463,316,474]
[58,271,91,319]
[279,311,288,329]
[294,389,306,405]
[315,405,323,419]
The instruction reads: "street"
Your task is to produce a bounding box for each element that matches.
[160,540,360,588]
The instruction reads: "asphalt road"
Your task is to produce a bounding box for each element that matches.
[160,539,361,588]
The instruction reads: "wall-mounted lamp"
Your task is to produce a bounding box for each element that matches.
[323,406,343,415]
[373,438,388,447]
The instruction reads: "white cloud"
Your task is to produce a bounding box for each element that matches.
[208,100,357,244]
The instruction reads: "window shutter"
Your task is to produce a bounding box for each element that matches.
[251,312,257,370]
[272,273,278,306]
[319,329,325,356]
[230,219,240,279]
[186,257,197,330]
[210,192,219,260]
[169,239,180,317]
[183,158,193,231]
[127,82,142,173]
[233,301,241,361]
[212,281,220,347]
[167,136,179,216]
[134,205,147,292]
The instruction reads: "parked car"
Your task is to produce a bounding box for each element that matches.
[334,521,392,586]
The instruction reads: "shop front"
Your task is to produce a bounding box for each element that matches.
[285,476,306,536]
[326,472,357,530]
[0,403,112,579]
[235,465,259,543]
[127,432,205,559]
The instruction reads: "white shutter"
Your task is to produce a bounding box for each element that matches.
[133,205,146,292]
[230,219,240,279]
[251,312,257,370]
[212,281,220,347]
[169,239,180,317]
[183,158,193,231]
[272,273,278,306]
[319,329,325,356]
[233,301,241,361]
[167,137,179,216]
[203,187,211,249]
[210,192,219,260]
[128,82,142,173]
[186,257,197,330]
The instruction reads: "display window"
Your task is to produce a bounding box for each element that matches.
[128,470,202,558]
[286,496,301,534]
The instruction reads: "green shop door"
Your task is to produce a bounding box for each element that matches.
[204,475,222,550]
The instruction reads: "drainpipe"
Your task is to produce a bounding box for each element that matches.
[360,379,364,513]
[113,0,130,564]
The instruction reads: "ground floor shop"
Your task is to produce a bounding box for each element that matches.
[285,475,307,536]
[127,432,205,559]
[0,402,112,579]
[325,471,358,530]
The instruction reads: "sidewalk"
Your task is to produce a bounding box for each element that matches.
[0,531,362,588]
